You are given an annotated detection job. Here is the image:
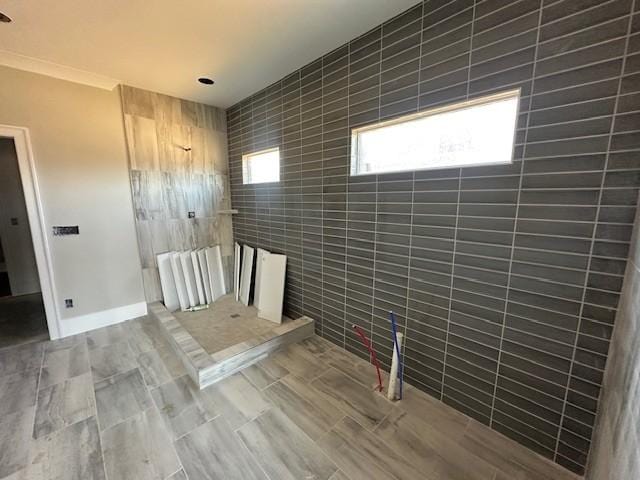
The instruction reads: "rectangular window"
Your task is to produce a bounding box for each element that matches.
[242,147,280,184]
[350,89,520,176]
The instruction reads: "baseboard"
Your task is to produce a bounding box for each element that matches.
[58,301,148,337]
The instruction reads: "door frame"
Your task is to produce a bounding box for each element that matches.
[0,125,61,339]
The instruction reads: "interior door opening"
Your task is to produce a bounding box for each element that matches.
[0,136,48,347]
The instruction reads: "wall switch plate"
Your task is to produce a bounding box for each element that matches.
[188,211,195,218]
[53,226,79,236]
[65,298,73,308]
[10,217,18,226]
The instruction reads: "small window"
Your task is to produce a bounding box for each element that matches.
[242,147,280,184]
[350,89,520,176]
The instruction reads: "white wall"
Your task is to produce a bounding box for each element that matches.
[0,138,40,295]
[0,65,145,336]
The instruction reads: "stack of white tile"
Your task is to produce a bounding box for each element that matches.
[234,243,286,324]
[159,242,286,320]
[157,245,226,312]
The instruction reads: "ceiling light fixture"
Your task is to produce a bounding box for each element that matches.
[198,77,215,85]
[0,12,12,23]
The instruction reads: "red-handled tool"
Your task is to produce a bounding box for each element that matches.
[352,324,384,392]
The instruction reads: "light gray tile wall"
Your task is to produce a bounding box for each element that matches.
[226,0,640,475]
[121,86,234,301]
[586,201,640,479]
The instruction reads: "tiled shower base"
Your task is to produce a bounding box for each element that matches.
[148,295,314,389]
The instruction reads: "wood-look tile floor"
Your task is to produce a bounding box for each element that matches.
[0,315,580,480]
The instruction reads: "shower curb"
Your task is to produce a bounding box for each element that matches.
[148,300,314,389]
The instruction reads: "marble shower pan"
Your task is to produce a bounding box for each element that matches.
[148,295,314,389]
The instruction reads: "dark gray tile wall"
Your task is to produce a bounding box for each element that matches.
[585,203,640,480]
[226,0,640,474]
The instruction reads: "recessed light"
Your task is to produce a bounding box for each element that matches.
[198,77,215,85]
[0,12,12,23]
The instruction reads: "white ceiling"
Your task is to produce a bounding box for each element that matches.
[0,0,418,108]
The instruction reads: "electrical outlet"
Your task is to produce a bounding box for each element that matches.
[10,217,18,226]
[65,298,73,308]
[188,211,195,218]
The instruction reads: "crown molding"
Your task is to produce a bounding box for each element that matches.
[0,49,119,90]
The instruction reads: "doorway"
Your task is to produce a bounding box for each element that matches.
[0,127,59,346]
[0,137,48,347]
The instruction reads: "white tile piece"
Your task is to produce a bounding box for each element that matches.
[234,242,241,301]
[197,249,213,304]
[157,252,180,312]
[239,245,254,306]
[254,248,269,309]
[206,245,226,301]
[180,251,198,307]
[257,253,286,324]
[190,250,206,305]
[170,253,189,311]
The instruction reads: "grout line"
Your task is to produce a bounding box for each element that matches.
[489,0,543,429]
[233,424,274,480]
[439,0,476,398]
[367,29,383,359]
[25,341,49,455]
[137,323,189,477]
[83,333,110,480]
[34,340,47,397]
[342,41,352,351]
[319,57,326,340]
[441,168,463,401]
[396,1,426,388]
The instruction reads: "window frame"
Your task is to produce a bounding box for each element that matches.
[349,89,521,176]
[242,146,280,185]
